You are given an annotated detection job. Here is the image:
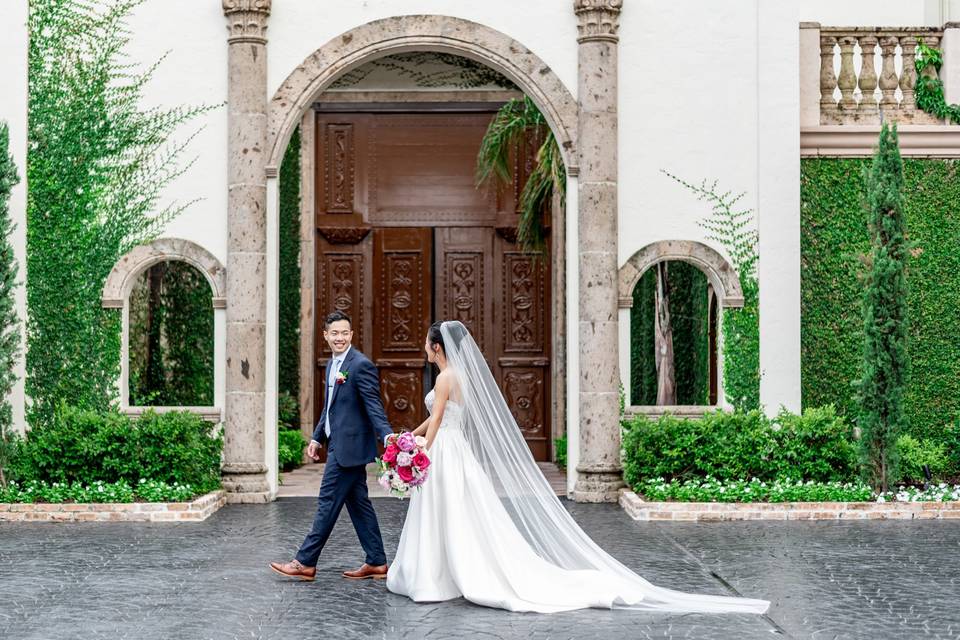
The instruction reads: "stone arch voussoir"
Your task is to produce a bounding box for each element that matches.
[266,14,579,174]
[101,238,226,309]
[618,240,744,309]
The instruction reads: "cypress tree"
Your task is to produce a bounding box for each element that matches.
[858,123,909,492]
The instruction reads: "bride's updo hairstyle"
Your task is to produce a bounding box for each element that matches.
[427,321,446,357]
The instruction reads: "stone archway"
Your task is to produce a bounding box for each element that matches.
[617,240,745,310]
[265,15,580,175]
[222,2,625,502]
[102,238,226,309]
[101,237,226,416]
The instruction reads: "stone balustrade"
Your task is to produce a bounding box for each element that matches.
[818,26,943,124]
[801,23,960,127]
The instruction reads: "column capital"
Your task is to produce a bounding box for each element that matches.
[574,0,623,44]
[222,0,272,45]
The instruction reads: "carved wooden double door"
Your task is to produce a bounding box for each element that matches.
[314,111,552,460]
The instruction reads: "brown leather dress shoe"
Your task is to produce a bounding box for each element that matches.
[269,559,316,581]
[342,563,389,580]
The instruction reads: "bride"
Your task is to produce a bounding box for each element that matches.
[385,320,769,614]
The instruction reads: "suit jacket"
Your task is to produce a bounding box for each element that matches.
[313,347,393,467]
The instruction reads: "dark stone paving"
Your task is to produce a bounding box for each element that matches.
[1,498,958,640]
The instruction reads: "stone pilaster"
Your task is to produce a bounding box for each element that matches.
[221,0,271,502]
[573,0,624,502]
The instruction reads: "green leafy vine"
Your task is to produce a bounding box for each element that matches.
[915,42,960,124]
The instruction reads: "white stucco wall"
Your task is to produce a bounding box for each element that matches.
[2,0,954,443]
[124,0,229,266]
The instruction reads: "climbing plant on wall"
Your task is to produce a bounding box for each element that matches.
[801,156,960,450]
[915,43,960,124]
[278,127,301,414]
[26,0,213,426]
[663,171,760,411]
[0,123,22,487]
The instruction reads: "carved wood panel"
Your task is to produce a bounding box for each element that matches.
[495,237,551,460]
[317,252,365,354]
[324,123,354,214]
[381,369,422,432]
[435,227,493,357]
[373,228,433,434]
[313,111,553,459]
[502,252,545,353]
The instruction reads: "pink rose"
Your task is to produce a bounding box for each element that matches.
[397,431,416,452]
[382,445,398,464]
[397,465,414,483]
[412,451,430,470]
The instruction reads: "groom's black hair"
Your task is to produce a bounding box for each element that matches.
[323,310,352,330]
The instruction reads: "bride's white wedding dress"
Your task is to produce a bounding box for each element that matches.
[385,321,768,614]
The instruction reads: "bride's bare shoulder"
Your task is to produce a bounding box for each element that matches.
[435,369,455,387]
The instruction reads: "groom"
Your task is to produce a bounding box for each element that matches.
[270,310,394,581]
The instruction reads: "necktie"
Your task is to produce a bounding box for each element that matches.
[324,357,340,438]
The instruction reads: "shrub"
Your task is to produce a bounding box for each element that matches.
[11,406,222,492]
[278,427,305,472]
[278,391,299,429]
[621,406,857,488]
[895,434,948,483]
[769,406,859,482]
[554,434,567,469]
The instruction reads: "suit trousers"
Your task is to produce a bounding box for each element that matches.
[295,454,387,567]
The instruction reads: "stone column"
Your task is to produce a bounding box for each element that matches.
[221,0,271,502]
[573,0,624,503]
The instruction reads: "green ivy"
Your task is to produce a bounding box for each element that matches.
[915,43,960,125]
[0,123,22,488]
[664,171,760,410]
[26,0,212,427]
[801,157,960,455]
[723,276,760,411]
[279,127,302,412]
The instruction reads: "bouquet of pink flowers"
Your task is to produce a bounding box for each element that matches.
[376,431,431,499]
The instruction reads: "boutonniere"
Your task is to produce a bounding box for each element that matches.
[336,371,349,385]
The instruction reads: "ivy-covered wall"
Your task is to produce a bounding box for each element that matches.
[278,127,301,412]
[26,1,208,427]
[801,157,960,443]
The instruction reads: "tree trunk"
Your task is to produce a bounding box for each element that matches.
[654,262,676,405]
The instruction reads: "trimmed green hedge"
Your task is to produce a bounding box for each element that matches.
[801,158,960,445]
[278,427,305,472]
[621,406,858,487]
[8,407,222,492]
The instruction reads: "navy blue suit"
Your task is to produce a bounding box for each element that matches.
[296,348,394,568]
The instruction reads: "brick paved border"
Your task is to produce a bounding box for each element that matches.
[0,491,225,523]
[619,489,960,521]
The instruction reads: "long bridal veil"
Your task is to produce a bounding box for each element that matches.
[439,321,769,614]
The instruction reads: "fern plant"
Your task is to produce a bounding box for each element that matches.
[476,96,564,255]
[663,170,760,410]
